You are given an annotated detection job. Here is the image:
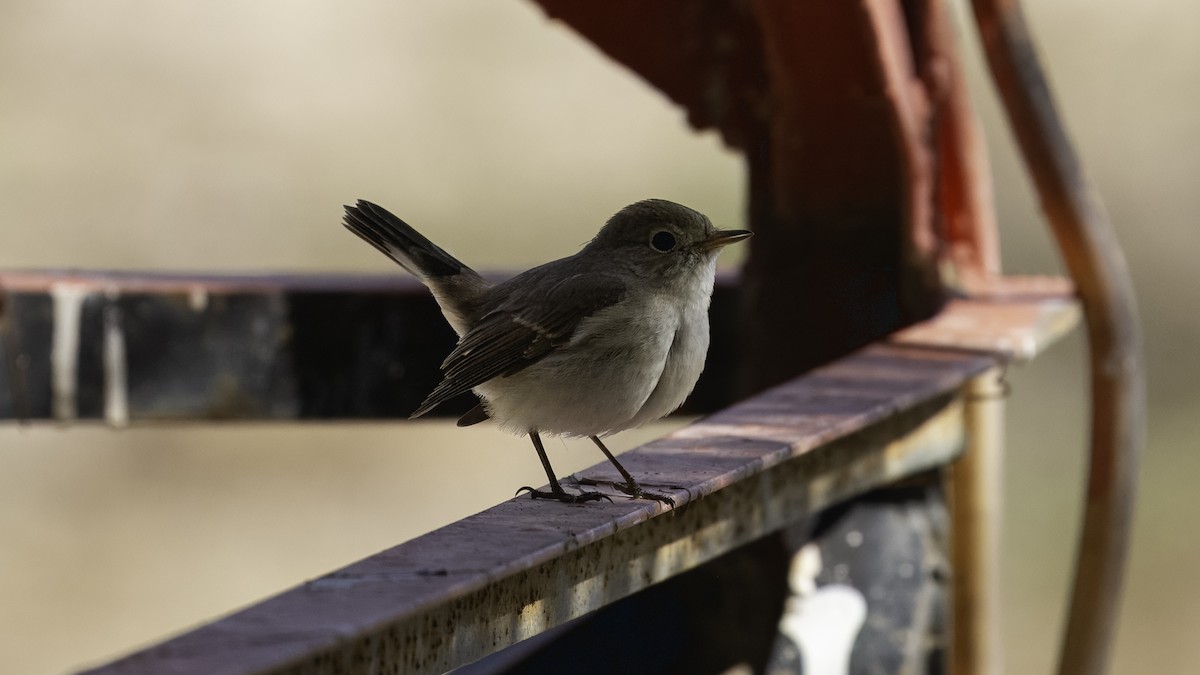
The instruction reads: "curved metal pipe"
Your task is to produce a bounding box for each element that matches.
[967,2,1146,674]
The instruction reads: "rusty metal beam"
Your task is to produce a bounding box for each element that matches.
[891,275,1079,362]
[80,343,986,675]
[75,286,1078,674]
[925,0,1002,284]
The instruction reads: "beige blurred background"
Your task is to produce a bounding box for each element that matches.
[1,1,1196,673]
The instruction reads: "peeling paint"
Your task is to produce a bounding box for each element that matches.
[49,283,87,421]
[102,289,129,427]
[779,543,868,675]
[188,285,209,312]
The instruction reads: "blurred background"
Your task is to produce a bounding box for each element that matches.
[0,1,1196,673]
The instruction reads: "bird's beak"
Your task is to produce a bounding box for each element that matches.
[700,229,753,251]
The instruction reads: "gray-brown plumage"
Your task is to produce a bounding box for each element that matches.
[343,198,750,505]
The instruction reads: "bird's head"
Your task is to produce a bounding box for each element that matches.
[586,199,752,282]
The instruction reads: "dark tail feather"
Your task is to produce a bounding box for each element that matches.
[343,200,468,278]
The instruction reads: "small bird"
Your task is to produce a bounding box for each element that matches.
[342,199,751,505]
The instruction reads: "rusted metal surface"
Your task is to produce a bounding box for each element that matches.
[969,3,1146,674]
[0,271,744,422]
[81,343,987,675]
[459,534,792,674]
[924,0,1002,285]
[737,0,944,390]
[890,276,1079,363]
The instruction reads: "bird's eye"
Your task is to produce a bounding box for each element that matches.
[649,230,677,253]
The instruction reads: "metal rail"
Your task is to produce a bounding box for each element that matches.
[74,285,1076,674]
[0,272,744,423]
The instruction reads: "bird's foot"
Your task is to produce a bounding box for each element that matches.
[575,477,676,508]
[515,486,612,504]
[614,482,676,508]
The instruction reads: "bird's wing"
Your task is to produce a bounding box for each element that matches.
[409,273,627,419]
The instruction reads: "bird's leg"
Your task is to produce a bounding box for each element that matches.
[516,432,611,504]
[589,436,675,507]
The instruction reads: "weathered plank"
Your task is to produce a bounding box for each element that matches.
[80,343,990,675]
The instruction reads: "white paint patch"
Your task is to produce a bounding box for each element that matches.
[779,542,869,675]
[188,285,208,312]
[50,283,88,421]
[790,540,823,596]
[785,584,869,675]
[102,289,129,427]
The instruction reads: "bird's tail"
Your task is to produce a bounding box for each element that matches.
[343,199,488,335]
[343,200,471,279]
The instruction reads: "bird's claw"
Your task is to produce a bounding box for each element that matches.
[515,486,613,504]
[613,482,676,508]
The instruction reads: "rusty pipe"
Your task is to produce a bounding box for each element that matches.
[968,2,1146,674]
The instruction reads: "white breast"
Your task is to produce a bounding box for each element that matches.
[474,257,717,437]
[621,269,713,430]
